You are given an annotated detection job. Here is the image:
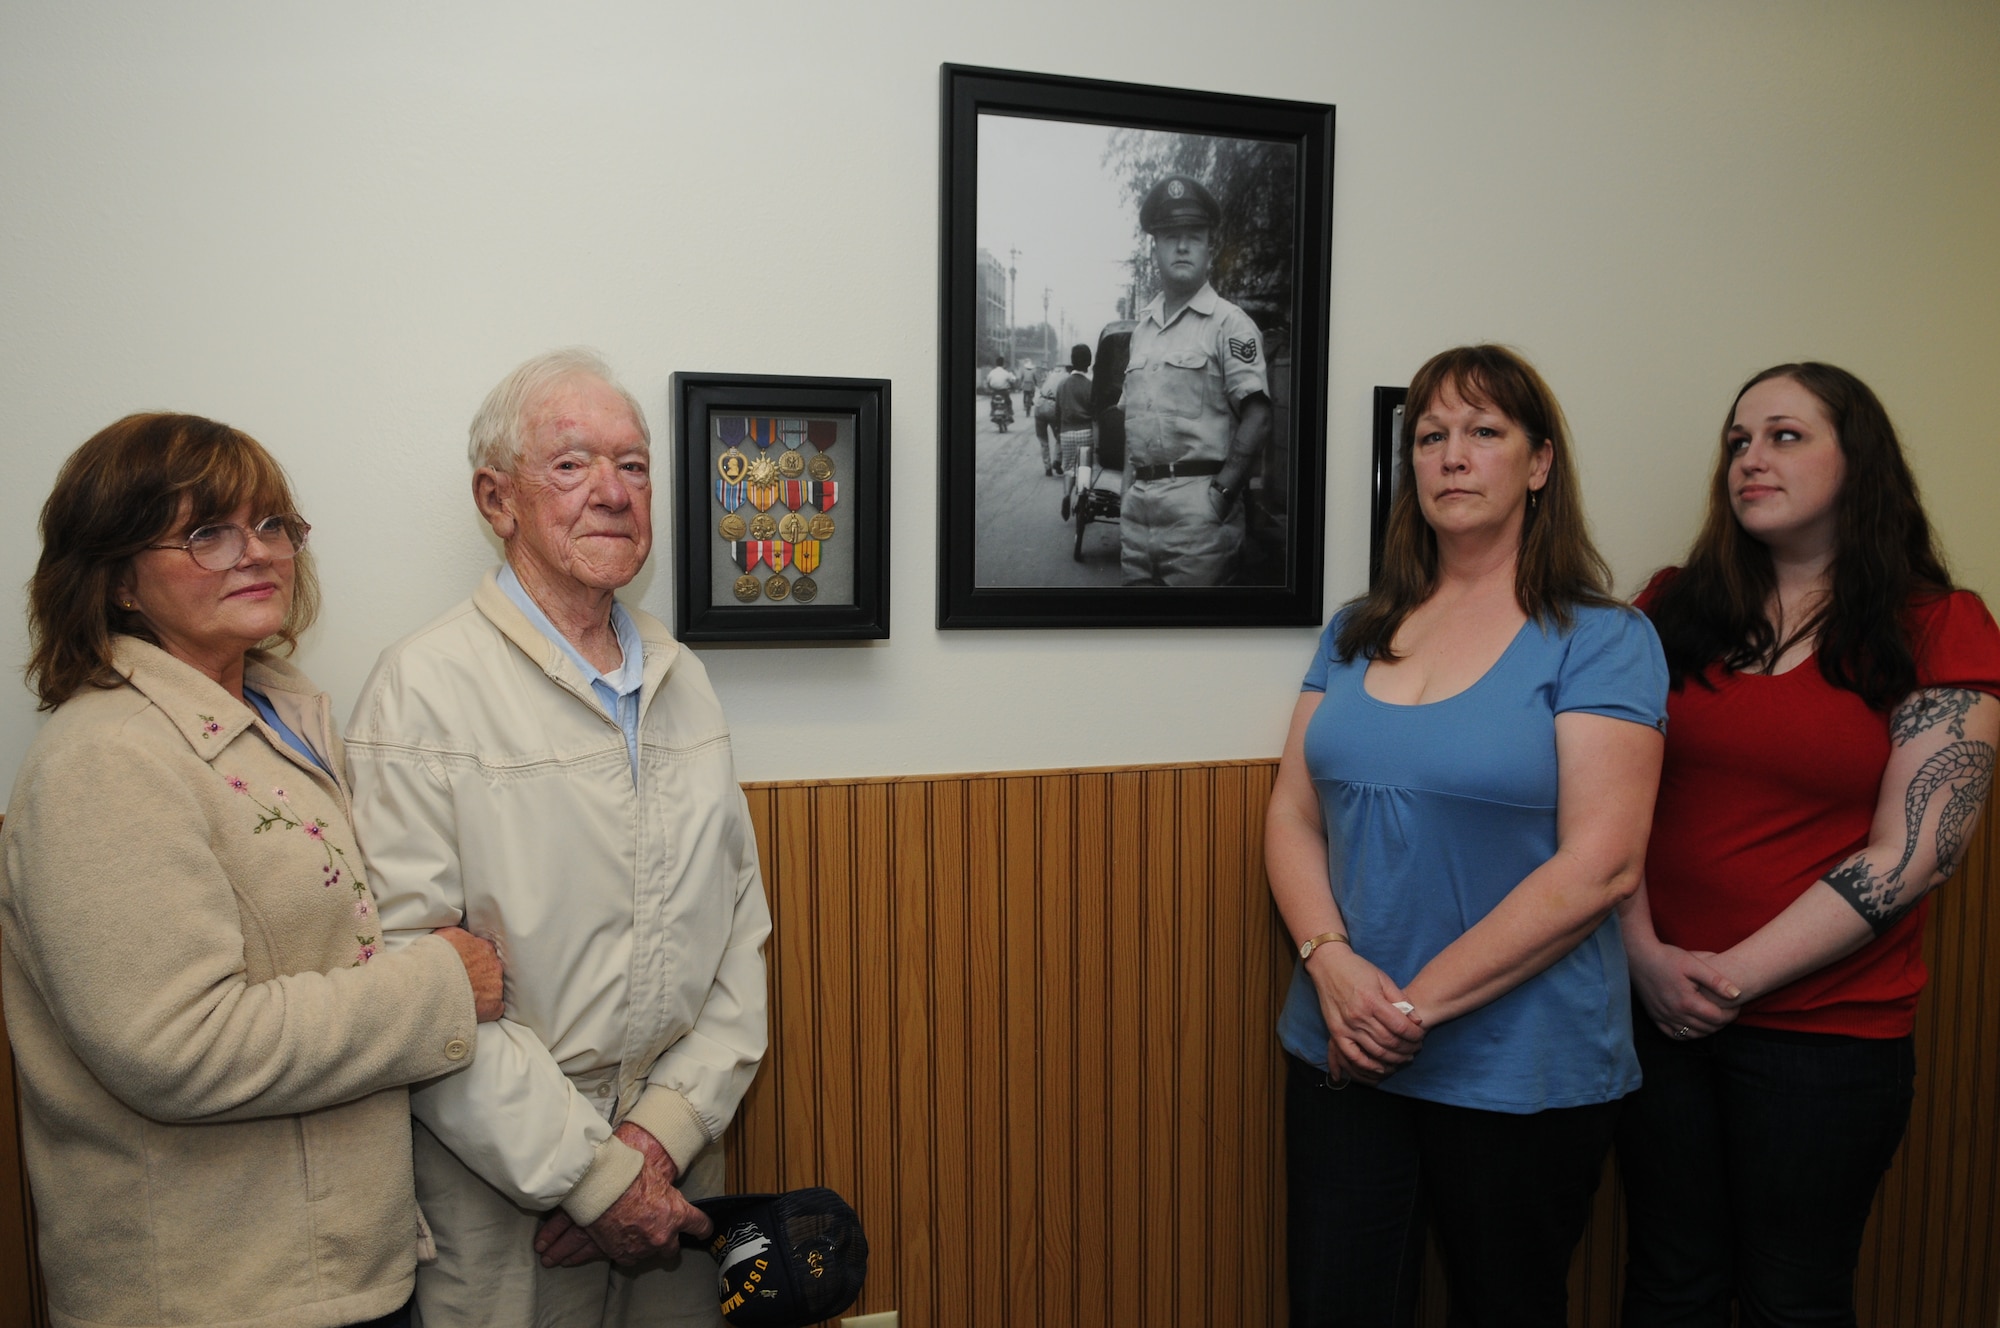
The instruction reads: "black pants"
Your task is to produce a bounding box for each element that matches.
[348,1299,411,1328]
[1617,1018,1915,1328]
[1284,1054,1617,1327]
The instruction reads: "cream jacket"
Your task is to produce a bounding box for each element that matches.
[0,640,477,1328]
[345,571,770,1225]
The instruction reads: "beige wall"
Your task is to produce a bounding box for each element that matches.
[2,1,1996,795]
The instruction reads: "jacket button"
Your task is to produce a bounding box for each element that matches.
[444,1039,469,1061]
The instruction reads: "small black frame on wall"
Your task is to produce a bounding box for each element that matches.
[937,64,1334,628]
[1370,386,1407,587]
[671,372,890,642]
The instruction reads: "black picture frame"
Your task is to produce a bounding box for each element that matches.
[937,64,1334,628]
[1370,386,1407,587]
[671,372,890,642]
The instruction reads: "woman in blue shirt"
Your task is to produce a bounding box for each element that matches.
[1266,345,1668,1326]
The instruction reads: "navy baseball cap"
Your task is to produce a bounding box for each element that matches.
[689,1188,869,1327]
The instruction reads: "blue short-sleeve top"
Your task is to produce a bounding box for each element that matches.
[1277,603,1668,1113]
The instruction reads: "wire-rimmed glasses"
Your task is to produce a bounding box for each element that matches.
[148,514,311,571]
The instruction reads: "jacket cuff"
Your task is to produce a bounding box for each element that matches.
[559,1134,644,1225]
[624,1085,710,1178]
[409,933,480,1066]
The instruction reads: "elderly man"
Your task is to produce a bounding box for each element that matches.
[346,348,769,1326]
[1118,173,1274,586]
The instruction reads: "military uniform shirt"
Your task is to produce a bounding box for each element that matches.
[1121,283,1268,469]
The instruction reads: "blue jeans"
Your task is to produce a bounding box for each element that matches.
[1285,1054,1618,1327]
[1617,1018,1915,1327]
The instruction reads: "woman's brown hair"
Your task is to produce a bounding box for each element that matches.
[1644,363,1951,709]
[26,413,320,709]
[1335,345,1617,662]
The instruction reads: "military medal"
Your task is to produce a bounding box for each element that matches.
[730,541,765,572]
[778,418,807,450]
[714,480,747,512]
[777,448,805,478]
[764,541,792,573]
[764,573,790,601]
[781,479,806,511]
[806,480,838,512]
[746,481,780,512]
[777,511,807,543]
[807,452,835,481]
[749,513,778,540]
[792,539,821,574]
[733,574,761,602]
[747,418,776,451]
[718,512,746,541]
[717,449,749,484]
[746,454,780,486]
[718,416,748,447]
[807,419,837,451]
[808,513,836,541]
[791,575,818,603]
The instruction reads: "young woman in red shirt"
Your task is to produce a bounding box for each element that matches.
[1616,363,2000,1326]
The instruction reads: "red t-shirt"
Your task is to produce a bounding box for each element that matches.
[1638,570,2000,1036]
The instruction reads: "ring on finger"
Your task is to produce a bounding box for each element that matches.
[1675,1025,1694,1039]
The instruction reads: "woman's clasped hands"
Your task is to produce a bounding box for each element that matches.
[1307,943,1426,1084]
[1626,932,1743,1041]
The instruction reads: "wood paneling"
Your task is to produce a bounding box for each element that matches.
[2,765,1996,1326]
[732,761,2000,1328]
[730,761,1291,1327]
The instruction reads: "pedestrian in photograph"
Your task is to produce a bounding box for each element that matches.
[985,356,1017,432]
[1117,173,1273,587]
[1033,357,1067,475]
[1057,342,1097,518]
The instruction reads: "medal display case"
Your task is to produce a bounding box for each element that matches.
[672,373,890,641]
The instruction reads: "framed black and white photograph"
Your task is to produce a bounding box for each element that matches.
[936,64,1333,629]
[1370,385,1407,587]
[671,372,890,642]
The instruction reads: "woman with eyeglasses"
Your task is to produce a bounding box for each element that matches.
[0,414,505,1328]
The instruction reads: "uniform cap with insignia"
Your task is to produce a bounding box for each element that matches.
[686,1187,869,1327]
[1139,174,1221,232]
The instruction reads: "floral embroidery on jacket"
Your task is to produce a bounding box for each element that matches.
[197,713,223,736]
[224,773,380,965]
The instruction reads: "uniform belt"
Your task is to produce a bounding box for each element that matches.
[1131,459,1223,483]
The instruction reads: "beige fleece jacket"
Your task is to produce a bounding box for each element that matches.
[0,638,477,1328]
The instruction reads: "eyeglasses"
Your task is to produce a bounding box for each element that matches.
[149,514,311,571]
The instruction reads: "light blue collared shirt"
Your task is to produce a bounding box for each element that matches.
[497,563,646,780]
[244,686,333,777]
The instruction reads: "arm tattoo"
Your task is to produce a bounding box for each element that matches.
[1823,856,1910,934]
[1934,748,1995,881]
[1829,738,1997,934]
[1890,687,1980,745]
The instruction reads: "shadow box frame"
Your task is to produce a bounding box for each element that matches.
[1370,385,1407,588]
[935,63,1334,629]
[671,372,891,642]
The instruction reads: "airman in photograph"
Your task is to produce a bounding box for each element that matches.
[1119,173,1273,586]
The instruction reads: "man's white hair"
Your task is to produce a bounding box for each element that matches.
[466,347,651,472]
